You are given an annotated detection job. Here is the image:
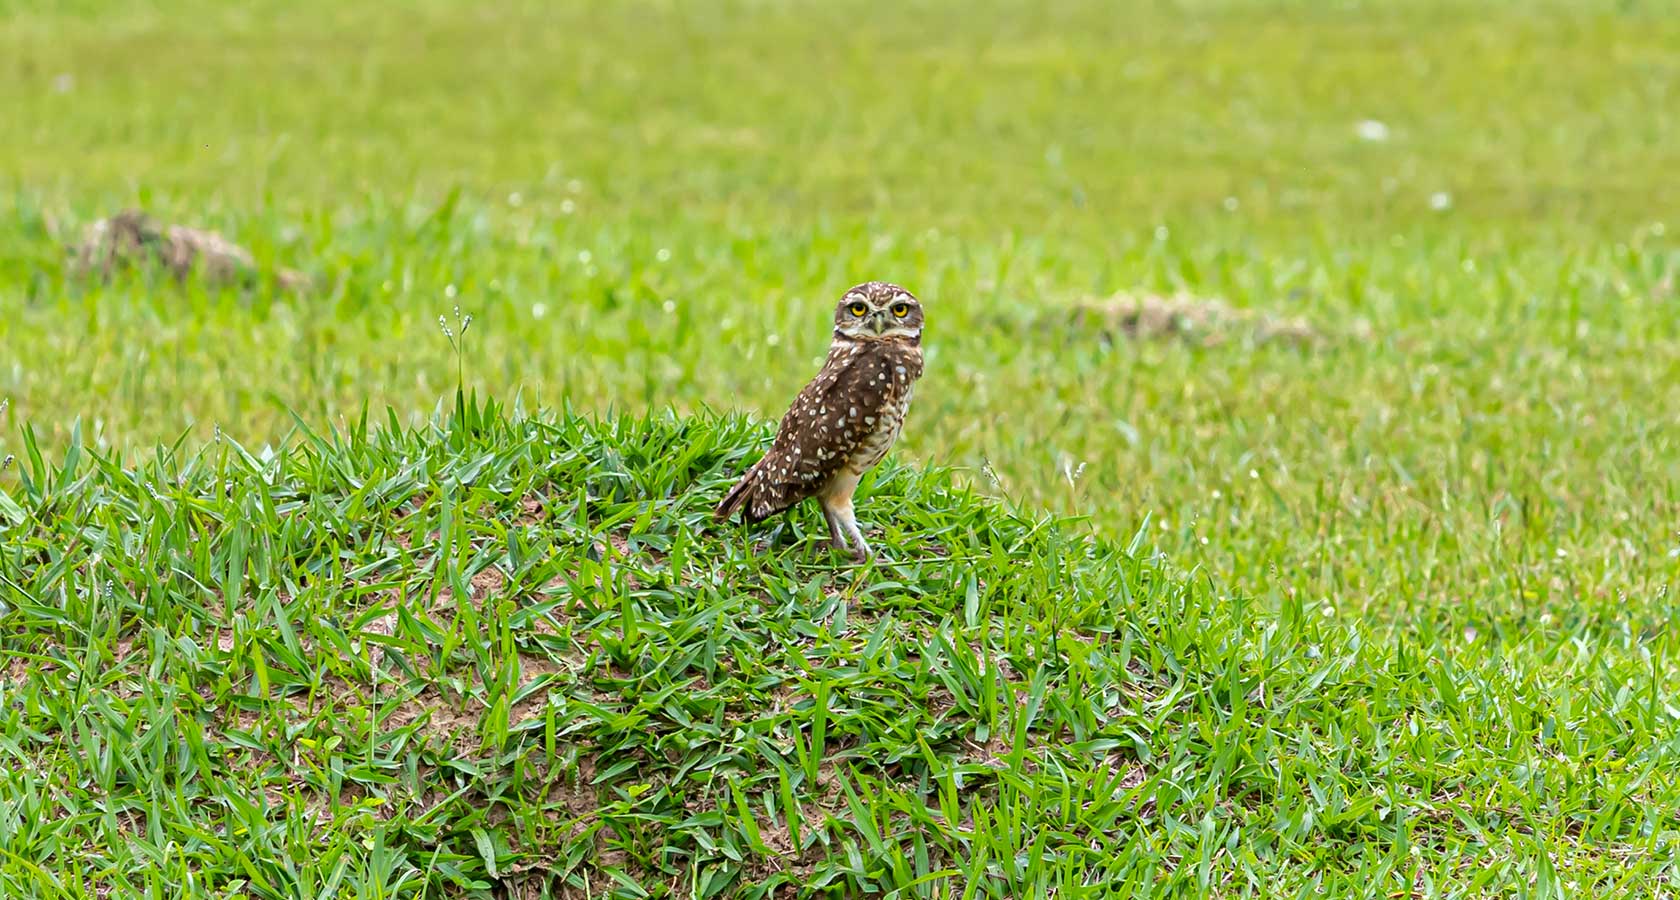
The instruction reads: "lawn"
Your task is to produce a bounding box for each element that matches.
[2,0,1680,896]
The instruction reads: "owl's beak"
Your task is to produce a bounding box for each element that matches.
[868,311,890,334]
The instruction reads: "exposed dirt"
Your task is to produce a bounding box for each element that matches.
[1056,290,1370,350]
[67,209,309,292]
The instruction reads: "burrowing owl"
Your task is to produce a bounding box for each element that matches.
[715,281,926,561]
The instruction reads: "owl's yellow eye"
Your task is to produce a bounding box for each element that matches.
[891,303,910,318]
[848,302,868,317]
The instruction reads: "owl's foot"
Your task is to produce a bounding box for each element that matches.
[821,503,873,564]
[820,507,847,556]
[816,537,867,562]
[840,521,873,564]
[848,535,873,563]
[820,541,868,560]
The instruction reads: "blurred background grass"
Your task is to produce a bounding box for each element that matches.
[2,0,1678,628]
[6,0,1678,228]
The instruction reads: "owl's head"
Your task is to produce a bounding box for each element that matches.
[832,281,924,343]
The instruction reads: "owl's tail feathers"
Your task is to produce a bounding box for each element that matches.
[713,466,759,522]
[714,461,777,524]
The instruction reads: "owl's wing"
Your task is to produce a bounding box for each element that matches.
[715,343,900,523]
[770,350,880,472]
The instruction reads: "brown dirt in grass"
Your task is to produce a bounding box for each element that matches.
[1056,290,1368,350]
[464,563,508,608]
[516,494,548,525]
[508,654,573,724]
[68,209,310,292]
[23,481,1074,898]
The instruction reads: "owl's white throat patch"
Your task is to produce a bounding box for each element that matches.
[833,324,921,344]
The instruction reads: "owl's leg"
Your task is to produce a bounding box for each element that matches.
[818,471,869,562]
[832,503,872,563]
[820,501,847,551]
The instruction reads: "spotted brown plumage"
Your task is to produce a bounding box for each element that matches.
[715,280,926,561]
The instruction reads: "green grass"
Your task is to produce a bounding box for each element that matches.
[3,0,1680,895]
[3,398,1677,897]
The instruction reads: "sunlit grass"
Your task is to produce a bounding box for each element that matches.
[3,398,1677,897]
[3,0,1680,895]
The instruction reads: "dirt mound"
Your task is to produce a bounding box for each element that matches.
[68,209,308,292]
[1063,291,1354,349]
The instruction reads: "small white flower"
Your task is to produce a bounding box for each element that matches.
[577,250,592,264]
[1223,196,1239,212]
[656,248,671,262]
[560,199,576,214]
[662,300,676,314]
[1153,225,1170,241]
[507,192,523,207]
[52,73,74,93]
[444,283,457,299]
[531,303,548,318]
[766,333,780,346]
[1355,119,1390,142]
[1429,191,1453,211]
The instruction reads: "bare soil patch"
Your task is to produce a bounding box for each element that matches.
[68,209,309,292]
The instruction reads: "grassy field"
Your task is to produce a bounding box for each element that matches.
[3,0,1680,896]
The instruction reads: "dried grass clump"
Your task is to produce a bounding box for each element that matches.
[1065,290,1339,349]
[68,209,308,292]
